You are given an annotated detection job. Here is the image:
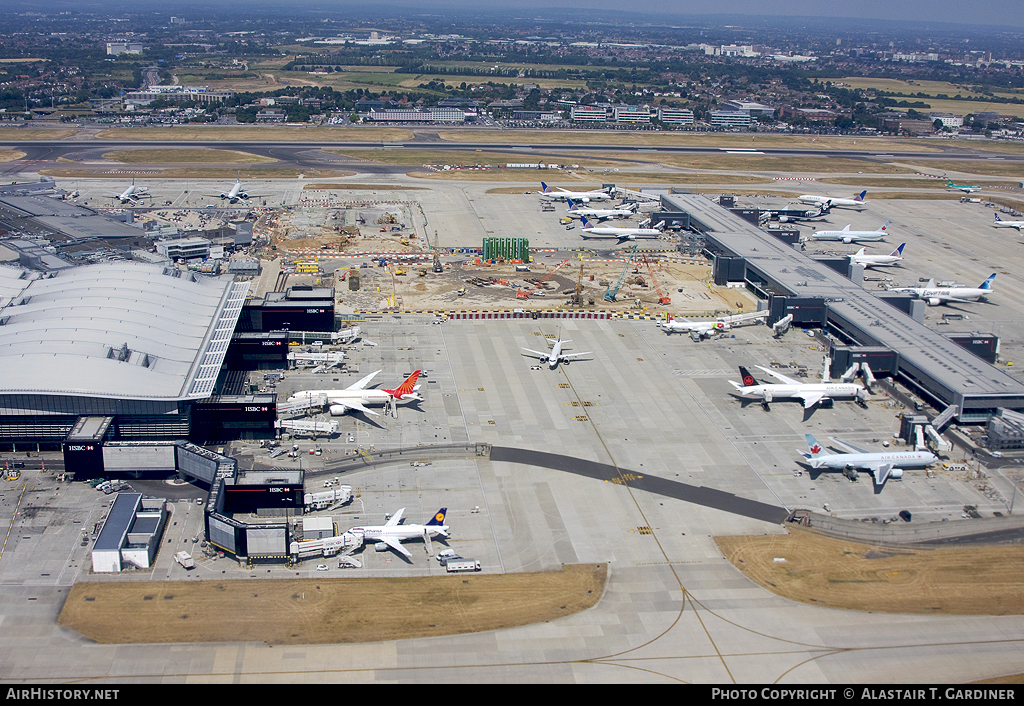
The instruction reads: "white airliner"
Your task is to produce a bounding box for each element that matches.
[849,243,906,268]
[287,370,422,416]
[351,507,449,559]
[947,179,981,193]
[993,214,1024,231]
[108,180,150,204]
[658,311,768,340]
[579,215,663,242]
[538,182,613,202]
[800,434,936,487]
[565,198,636,221]
[889,273,996,306]
[798,190,868,210]
[207,179,267,204]
[729,364,868,410]
[521,334,590,369]
[811,220,890,244]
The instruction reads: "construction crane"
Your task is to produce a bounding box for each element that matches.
[570,264,584,306]
[432,230,443,273]
[642,254,671,305]
[517,258,569,299]
[604,245,639,302]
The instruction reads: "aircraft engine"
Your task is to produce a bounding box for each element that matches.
[779,216,791,223]
[373,542,390,552]
[889,468,904,480]
[926,297,943,306]
[328,404,349,416]
[220,193,227,199]
[240,191,248,199]
[843,237,854,244]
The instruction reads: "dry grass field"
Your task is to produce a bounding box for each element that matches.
[407,170,773,184]
[0,128,77,140]
[438,130,944,153]
[716,527,1024,615]
[0,150,26,162]
[58,564,607,645]
[40,167,354,180]
[101,149,277,164]
[94,127,416,142]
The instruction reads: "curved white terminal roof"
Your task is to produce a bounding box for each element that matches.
[0,262,248,401]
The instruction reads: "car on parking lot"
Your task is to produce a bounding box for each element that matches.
[316,564,329,571]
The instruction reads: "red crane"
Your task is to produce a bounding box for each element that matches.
[642,254,671,305]
[517,258,570,299]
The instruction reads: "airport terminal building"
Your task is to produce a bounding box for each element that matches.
[0,261,268,449]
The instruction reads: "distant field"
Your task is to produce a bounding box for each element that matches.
[40,167,353,180]
[439,130,944,153]
[101,148,277,164]
[717,527,1024,615]
[325,148,613,168]
[58,564,606,646]
[908,160,1024,178]
[647,153,915,174]
[0,128,76,141]
[95,126,416,142]
[0,150,26,162]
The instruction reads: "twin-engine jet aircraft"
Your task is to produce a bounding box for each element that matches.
[287,370,422,417]
[108,180,150,204]
[729,365,868,410]
[565,198,636,221]
[888,273,996,306]
[811,220,890,244]
[800,434,936,488]
[521,334,590,369]
[798,190,868,211]
[849,243,906,268]
[538,182,613,202]
[352,508,449,558]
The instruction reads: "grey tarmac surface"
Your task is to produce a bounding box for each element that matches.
[1,154,1024,683]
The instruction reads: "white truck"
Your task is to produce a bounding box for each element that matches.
[445,559,481,573]
[174,551,195,569]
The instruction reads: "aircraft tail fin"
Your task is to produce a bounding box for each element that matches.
[426,508,447,526]
[995,213,1002,222]
[880,220,891,231]
[804,434,828,458]
[979,273,997,290]
[739,366,757,387]
[566,198,578,210]
[387,370,421,399]
[540,182,551,193]
[893,243,906,256]
[580,215,594,229]
[854,190,867,201]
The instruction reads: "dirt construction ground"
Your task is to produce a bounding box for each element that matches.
[716,527,1024,615]
[58,564,606,645]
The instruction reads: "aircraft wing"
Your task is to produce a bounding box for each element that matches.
[385,508,405,527]
[346,370,381,391]
[796,392,824,409]
[827,437,871,455]
[562,351,592,359]
[755,365,801,386]
[864,463,895,485]
[521,347,549,360]
[377,535,411,557]
[331,400,379,417]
